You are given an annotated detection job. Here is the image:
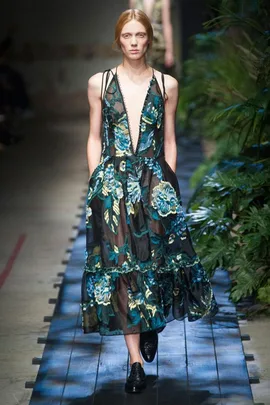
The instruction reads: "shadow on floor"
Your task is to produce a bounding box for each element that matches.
[67,376,219,405]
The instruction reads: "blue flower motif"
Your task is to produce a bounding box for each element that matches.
[169,212,186,237]
[151,181,180,217]
[86,275,95,299]
[94,274,112,306]
[144,158,163,180]
[127,174,141,204]
[113,119,131,156]
[102,164,124,200]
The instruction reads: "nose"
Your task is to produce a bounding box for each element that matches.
[131,35,138,46]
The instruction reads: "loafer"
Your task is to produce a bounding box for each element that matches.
[125,362,147,393]
[140,330,158,363]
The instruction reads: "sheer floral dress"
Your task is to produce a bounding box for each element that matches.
[81,68,218,335]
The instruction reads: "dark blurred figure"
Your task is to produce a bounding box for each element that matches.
[129,0,176,75]
[0,35,32,147]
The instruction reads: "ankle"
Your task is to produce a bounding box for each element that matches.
[130,357,144,368]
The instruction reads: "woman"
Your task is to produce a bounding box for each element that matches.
[81,9,218,394]
[129,0,175,73]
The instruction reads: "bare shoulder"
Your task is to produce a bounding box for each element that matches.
[88,72,103,93]
[153,69,178,96]
[164,74,179,92]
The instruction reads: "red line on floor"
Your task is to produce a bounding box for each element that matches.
[0,234,27,289]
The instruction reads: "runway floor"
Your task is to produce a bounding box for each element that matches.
[25,133,254,405]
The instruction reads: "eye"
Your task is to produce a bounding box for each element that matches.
[138,33,146,38]
[122,33,130,39]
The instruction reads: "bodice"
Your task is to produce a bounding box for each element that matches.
[100,71,165,164]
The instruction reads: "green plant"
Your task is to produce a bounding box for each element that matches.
[187,147,270,304]
[180,0,270,308]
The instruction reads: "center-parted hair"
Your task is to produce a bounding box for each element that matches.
[114,9,153,50]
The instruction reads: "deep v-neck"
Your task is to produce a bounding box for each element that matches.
[115,66,155,156]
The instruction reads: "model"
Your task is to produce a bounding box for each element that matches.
[81,8,218,394]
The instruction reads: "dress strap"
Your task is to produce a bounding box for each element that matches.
[100,69,113,100]
[161,72,168,101]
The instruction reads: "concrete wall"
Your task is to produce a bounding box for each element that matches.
[1,0,181,117]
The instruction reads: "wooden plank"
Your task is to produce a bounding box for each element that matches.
[93,335,129,405]
[211,270,254,402]
[29,312,80,405]
[156,320,188,404]
[61,331,102,403]
[184,317,220,404]
[29,222,85,404]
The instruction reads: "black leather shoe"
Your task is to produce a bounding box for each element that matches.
[125,362,146,393]
[140,330,158,363]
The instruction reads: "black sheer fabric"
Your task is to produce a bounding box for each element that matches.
[81,69,218,335]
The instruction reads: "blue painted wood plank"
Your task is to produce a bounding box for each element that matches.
[211,270,254,403]
[61,332,102,403]
[29,314,79,405]
[157,320,189,404]
[93,335,129,404]
[184,316,220,403]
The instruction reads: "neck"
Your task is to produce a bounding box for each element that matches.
[120,57,150,77]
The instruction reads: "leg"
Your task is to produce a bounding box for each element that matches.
[124,333,144,366]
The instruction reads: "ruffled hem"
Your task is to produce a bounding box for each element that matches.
[81,264,219,336]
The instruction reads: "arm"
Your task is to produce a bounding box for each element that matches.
[161,0,174,68]
[87,73,103,179]
[163,75,179,172]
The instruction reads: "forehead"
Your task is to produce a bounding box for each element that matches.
[121,19,147,33]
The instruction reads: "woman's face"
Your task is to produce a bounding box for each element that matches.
[119,19,149,60]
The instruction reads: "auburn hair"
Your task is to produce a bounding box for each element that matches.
[114,9,153,50]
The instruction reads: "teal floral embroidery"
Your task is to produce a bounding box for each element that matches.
[127,288,158,319]
[89,167,105,197]
[144,157,163,180]
[167,213,187,239]
[127,174,141,204]
[93,274,112,306]
[113,117,132,157]
[141,122,147,132]
[81,70,219,336]
[138,129,155,152]
[142,104,159,125]
[128,289,145,310]
[151,181,181,217]
[102,164,123,199]
[101,163,123,233]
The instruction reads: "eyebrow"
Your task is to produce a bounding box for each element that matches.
[121,31,147,35]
